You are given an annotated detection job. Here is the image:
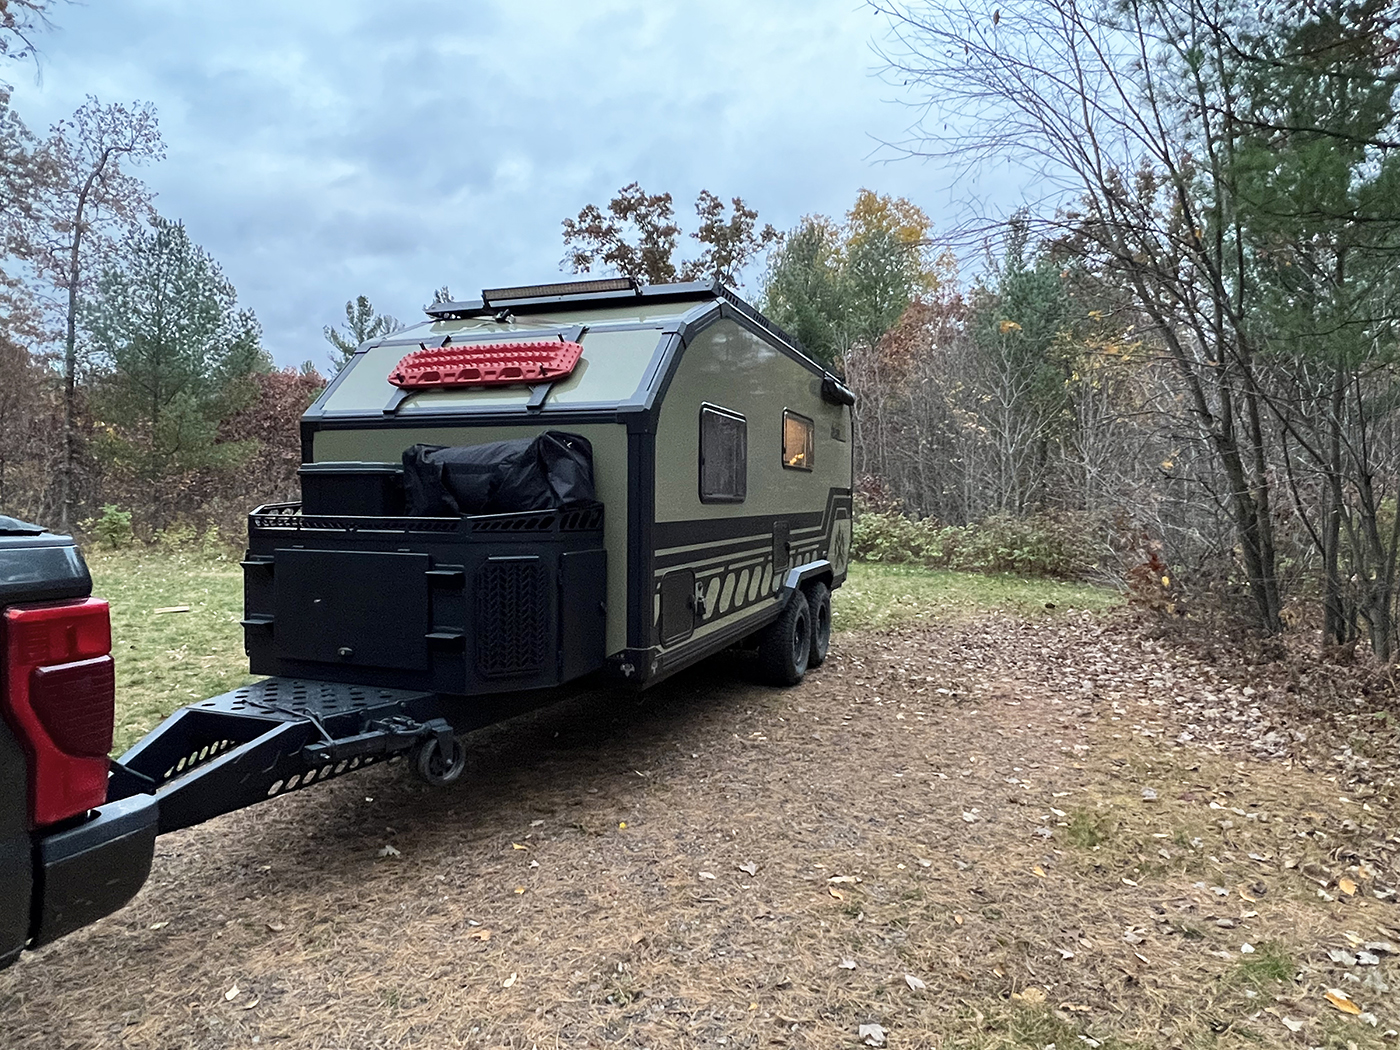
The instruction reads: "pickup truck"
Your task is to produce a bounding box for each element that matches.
[0,516,156,968]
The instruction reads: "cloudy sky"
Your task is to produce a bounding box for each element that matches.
[8,0,1016,368]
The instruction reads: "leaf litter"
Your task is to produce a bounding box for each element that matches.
[7,609,1400,1048]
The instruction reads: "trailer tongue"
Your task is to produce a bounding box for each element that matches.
[106,679,454,834]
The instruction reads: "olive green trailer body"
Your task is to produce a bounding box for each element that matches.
[297,279,854,690]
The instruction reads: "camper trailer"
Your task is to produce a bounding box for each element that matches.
[243,278,853,709]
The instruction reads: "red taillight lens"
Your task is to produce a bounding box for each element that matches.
[2,599,114,827]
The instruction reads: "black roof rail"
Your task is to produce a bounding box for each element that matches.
[424,278,716,321]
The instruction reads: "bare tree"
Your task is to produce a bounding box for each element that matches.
[870,0,1288,631]
[28,96,162,528]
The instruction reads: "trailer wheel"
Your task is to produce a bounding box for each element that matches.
[414,734,466,787]
[804,581,831,668]
[758,590,811,686]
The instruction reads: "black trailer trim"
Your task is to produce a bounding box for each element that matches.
[653,487,852,551]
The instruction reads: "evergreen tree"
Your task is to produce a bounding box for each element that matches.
[83,217,265,528]
[323,294,400,371]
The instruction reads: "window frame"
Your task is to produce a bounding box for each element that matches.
[781,409,815,472]
[698,403,748,504]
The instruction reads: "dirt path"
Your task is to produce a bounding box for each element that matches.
[4,612,1399,1049]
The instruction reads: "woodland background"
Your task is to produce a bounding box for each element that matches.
[4,0,1400,658]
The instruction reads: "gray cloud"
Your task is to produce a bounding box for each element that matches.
[9,0,1013,366]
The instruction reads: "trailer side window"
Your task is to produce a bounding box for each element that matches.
[699,405,747,503]
[782,410,814,471]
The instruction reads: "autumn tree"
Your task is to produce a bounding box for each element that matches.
[562,182,777,287]
[323,294,401,371]
[28,96,163,528]
[761,189,946,368]
[83,217,264,531]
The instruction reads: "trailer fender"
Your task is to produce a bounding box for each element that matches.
[778,560,834,600]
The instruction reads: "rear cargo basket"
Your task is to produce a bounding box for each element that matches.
[243,502,606,696]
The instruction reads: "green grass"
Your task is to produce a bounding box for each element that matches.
[87,551,1121,753]
[86,547,251,754]
[833,561,1120,633]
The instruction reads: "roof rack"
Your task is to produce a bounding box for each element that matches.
[418,278,828,380]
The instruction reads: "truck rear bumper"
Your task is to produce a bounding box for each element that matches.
[29,794,158,948]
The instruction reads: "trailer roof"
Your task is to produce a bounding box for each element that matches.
[309,279,833,421]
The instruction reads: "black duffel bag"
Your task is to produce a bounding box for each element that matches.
[402,432,595,516]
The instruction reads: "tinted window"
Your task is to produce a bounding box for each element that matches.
[782,410,814,471]
[700,405,747,503]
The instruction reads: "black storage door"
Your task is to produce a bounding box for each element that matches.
[274,550,430,671]
[659,569,695,646]
[559,548,606,680]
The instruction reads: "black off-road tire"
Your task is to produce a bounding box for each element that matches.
[414,734,466,786]
[804,581,831,668]
[758,590,812,686]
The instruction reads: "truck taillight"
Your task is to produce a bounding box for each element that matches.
[2,599,114,828]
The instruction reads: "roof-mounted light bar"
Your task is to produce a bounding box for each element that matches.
[481,277,638,306]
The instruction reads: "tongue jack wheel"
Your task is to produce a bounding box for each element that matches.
[413,733,466,786]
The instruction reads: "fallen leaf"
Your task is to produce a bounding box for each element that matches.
[1032,865,1046,878]
[738,862,758,877]
[858,1023,887,1047]
[954,915,963,926]
[224,983,241,1002]
[242,997,259,1011]
[1325,989,1362,1015]
[1281,1017,1303,1033]
[1019,986,1048,1003]
[511,843,529,851]
[468,929,492,941]
[502,972,517,989]
[1340,877,1359,896]
[829,887,845,900]
[1237,884,1257,903]
[904,973,927,991]
[699,871,717,880]
[514,886,525,894]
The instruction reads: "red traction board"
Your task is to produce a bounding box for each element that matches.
[388,340,584,389]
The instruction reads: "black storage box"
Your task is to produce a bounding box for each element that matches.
[298,462,405,517]
[242,502,606,696]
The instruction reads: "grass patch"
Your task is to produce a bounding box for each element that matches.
[1234,942,1295,987]
[834,562,1119,633]
[1065,807,1114,849]
[86,547,252,753]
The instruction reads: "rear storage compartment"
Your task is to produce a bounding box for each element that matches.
[244,432,606,696]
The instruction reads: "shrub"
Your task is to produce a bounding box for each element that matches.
[88,504,134,549]
[851,503,1101,579]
